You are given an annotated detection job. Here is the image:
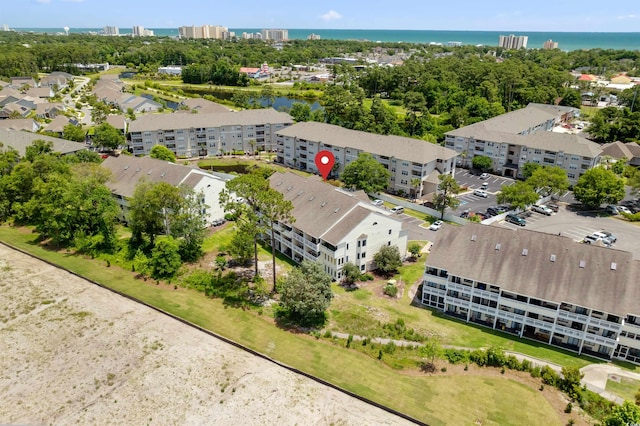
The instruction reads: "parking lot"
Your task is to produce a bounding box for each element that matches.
[493,205,640,259]
[452,170,516,215]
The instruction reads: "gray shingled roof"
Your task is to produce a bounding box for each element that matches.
[0,129,85,156]
[427,223,640,317]
[128,109,292,132]
[601,141,633,159]
[268,172,400,244]
[178,98,231,114]
[522,132,602,157]
[276,122,458,163]
[479,107,557,134]
[101,155,195,198]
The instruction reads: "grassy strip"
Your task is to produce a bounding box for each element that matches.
[605,377,640,401]
[0,225,561,425]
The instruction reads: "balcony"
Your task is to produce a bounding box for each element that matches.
[558,310,589,324]
[589,317,622,331]
[584,333,618,348]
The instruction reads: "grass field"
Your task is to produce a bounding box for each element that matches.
[0,225,563,425]
[606,376,640,401]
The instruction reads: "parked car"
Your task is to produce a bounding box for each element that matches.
[390,206,404,214]
[473,189,488,198]
[606,205,619,214]
[481,182,489,189]
[617,205,632,214]
[531,205,553,216]
[371,199,384,206]
[480,173,489,179]
[583,235,599,244]
[429,220,443,231]
[601,231,617,243]
[547,204,560,213]
[505,213,526,226]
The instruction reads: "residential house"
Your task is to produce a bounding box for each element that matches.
[0,119,41,132]
[268,172,408,279]
[40,72,73,89]
[0,103,31,119]
[158,66,182,75]
[611,74,632,85]
[35,102,66,119]
[0,128,85,156]
[276,122,458,197]
[26,87,54,99]
[92,78,162,114]
[44,115,78,136]
[421,223,640,364]
[128,109,293,157]
[105,114,129,134]
[601,141,640,168]
[10,76,37,89]
[100,155,230,225]
[444,103,600,184]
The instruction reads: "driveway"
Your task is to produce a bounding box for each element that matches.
[580,364,640,404]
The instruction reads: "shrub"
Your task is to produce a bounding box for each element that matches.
[470,349,488,367]
[361,273,374,281]
[382,341,396,354]
[541,365,560,386]
[443,348,470,364]
[441,367,447,373]
[530,366,542,378]
[346,334,353,348]
[565,403,573,414]
[383,283,398,297]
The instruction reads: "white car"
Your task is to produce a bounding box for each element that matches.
[617,206,632,214]
[479,173,489,179]
[371,199,384,206]
[531,205,553,216]
[473,189,488,198]
[429,220,443,231]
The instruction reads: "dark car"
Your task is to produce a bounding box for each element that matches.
[505,213,526,226]
[547,204,560,213]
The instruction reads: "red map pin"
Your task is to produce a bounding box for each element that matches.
[315,150,335,180]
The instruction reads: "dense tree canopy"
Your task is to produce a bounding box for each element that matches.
[497,181,539,210]
[341,152,391,194]
[573,167,625,208]
[373,245,403,275]
[278,260,333,326]
[92,122,125,150]
[149,145,177,162]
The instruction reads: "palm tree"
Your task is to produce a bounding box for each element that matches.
[411,178,422,200]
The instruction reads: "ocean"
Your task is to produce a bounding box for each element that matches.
[10,27,640,51]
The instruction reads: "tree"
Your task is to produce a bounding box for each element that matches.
[419,338,441,372]
[433,174,461,219]
[573,167,625,208]
[289,102,312,122]
[410,177,422,199]
[128,181,183,250]
[278,260,333,326]
[373,245,402,276]
[219,172,270,277]
[341,152,391,194]
[603,401,640,426]
[260,85,276,108]
[93,122,124,150]
[527,165,569,195]
[256,186,295,293]
[497,181,539,210]
[521,162,541,180]
[408,242,421,260]
[472,155,492,171]
[226,221,255,265]
[342,262,360,286]
[149,145,177,163]
[170,186,207,262]
[25,139,53,162]
[149,237,182,280]
[62,124,86,142]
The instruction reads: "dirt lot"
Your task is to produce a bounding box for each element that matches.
[0,244,410,426]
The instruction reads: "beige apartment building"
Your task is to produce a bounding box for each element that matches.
[128,109,293,157]
[444,103,600,184]
[422,224,640,365]
[276,122,458,197]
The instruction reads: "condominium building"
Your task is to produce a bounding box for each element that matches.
[444,103,600,184]
[102,26,119,36]
[101,155,230,225]
[498,34,528,49]
[268,172,408,280]
[421,224,640,364]
[276,122,458,197]
[261,29,288,41]
[132,26,154,37]
[128,109,293,157]
[179,25,229,39]
[543,39,559,49]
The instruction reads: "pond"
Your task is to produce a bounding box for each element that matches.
[140,93,180,110]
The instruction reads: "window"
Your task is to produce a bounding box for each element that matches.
[401,170,409,176]
[388,229,392,235]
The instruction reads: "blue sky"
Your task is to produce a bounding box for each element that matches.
[6,0,640,32]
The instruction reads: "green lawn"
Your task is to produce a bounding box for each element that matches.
[0,225,563,425]
[606,376,640,402]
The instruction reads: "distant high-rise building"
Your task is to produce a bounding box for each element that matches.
[261,29,288,41]
[543,39,559,49]
[307,33,321,40]
[132,26,154,37]
[2,24,10,32]
[102,26,119,36]
[179,24,229,39]
[498,34,528,49]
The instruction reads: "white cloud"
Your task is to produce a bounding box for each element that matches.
[35,0,51,4]
[320,10,342,22]
[63,0,86,2]
[617,14,637,20]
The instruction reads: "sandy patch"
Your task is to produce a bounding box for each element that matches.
[0,244,410,425]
